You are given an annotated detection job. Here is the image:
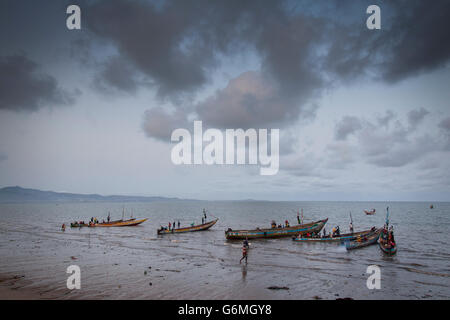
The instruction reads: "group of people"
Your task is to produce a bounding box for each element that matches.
[381,225,395,247]
[270,220,291,228]
[161,209,209,232]
[164,220,181,231]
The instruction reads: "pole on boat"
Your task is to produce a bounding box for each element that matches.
[349,211,354,233]
[385,207,390,226]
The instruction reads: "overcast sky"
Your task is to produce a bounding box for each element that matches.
[1,0,450,201]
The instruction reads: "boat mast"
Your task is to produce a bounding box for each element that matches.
[385,206,389,226]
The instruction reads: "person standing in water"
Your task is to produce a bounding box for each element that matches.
[239,243,248,264]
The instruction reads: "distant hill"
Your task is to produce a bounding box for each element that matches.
[0,186,183,203]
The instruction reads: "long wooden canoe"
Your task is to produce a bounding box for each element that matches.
[157,218,218,235]
[345,228,381,250]
[225,218,328,240]
[364,209,376,215]
[89,218,147,227]
[70,218,137,228]
[293,227,378,243]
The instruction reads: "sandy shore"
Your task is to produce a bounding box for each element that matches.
[0,274,64,300]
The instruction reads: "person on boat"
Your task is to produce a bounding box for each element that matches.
[191,222,194,227]
[202,217,204,224]
[336,226,340,236]
[271,220,277,228]
[322,228,327,238]
[349,222,354,234]
[107,213,110,223]
[173,221,176,229]
[239,243,248,264]
[168,222,171,231]
[61,223,65,231]
[285,220,290,227]
[203,208,207,220]
[388,226,395,245]
[178,221,180,228]
[297,211,300,224]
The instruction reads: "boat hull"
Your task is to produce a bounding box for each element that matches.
[89,218,147,227]
[345,229,381,250]
[225,218,328,240]
[293,228,378,243]
[70,223,88,228]
[157,219,218,235]
[378,239,397,255]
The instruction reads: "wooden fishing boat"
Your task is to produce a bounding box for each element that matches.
[378,230,397,255]
[89,218,147,227]
[70,222,88,228]
[225,218,328,240]
[157,218,218,235]
[293,227,378,243]
[364,209,376,215]
[345,228,381,250]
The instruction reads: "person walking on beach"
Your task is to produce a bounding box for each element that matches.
[239,243,248,264]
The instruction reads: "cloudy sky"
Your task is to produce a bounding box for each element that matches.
[1,0,450,201]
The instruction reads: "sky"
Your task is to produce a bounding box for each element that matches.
[1,0,450,201]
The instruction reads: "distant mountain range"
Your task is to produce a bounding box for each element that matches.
[0,186,184,203]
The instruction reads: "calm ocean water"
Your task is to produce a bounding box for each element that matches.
[0,201,449,299]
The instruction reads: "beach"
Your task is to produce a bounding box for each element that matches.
[0,201,449,300]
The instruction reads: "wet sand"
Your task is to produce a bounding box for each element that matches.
[0,273,57,299]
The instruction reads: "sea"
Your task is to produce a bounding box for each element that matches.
[0,201,449,299]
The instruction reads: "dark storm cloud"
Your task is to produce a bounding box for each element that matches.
[324,0,450,83]
[438,116,450,150]
[439,117,450,132]
[94,56,143,95]
[407,107,429,128]
[378,0,450,82]
[84,0,256,98]
[0,55,76,111]
[4,1,448,135]
[335,116,363,140]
